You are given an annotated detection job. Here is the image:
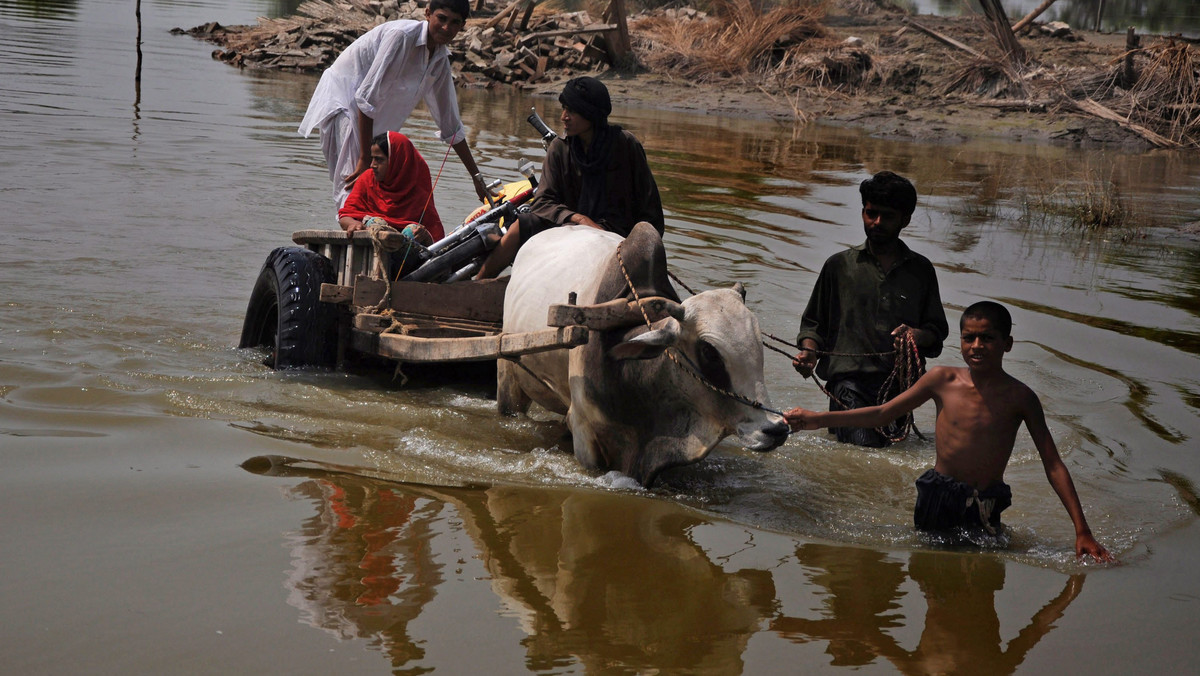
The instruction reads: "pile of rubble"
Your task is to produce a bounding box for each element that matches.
[175,0,630,87]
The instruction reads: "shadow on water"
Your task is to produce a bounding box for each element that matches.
[242,457,1095,674]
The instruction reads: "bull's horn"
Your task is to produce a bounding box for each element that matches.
[732,282,746,301]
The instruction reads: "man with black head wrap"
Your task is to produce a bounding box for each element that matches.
[476,77,664,278]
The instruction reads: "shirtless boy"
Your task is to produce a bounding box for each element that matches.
[785,301,1113,560]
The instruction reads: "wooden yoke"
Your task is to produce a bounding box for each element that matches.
[547,296,683,330]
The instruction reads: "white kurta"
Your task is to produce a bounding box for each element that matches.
[298,20,466,206]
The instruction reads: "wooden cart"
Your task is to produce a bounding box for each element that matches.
[283,229,589,368]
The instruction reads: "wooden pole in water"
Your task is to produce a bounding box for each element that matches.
[1095,0,1107,32]
[135,0,143,82]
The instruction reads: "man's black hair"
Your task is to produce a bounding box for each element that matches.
[558,76,612,127]
[860,171,917,218]
[429,0,470,20]
[961,301,1013,337]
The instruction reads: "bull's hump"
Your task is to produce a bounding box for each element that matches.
[597,222,679,304]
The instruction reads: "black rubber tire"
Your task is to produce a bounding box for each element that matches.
[238,247,337,369]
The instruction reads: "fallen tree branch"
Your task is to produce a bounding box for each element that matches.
[1071,98,1181,148]
[903,18,986,60]
[1012,0,1059,34]
[976,99,1051,111]
[518,23,617,44]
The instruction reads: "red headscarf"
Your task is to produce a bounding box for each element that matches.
[338,131,444,241]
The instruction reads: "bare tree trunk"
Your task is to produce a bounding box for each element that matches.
[978,0,1027,70]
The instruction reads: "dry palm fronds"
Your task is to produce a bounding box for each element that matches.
[777,48,873,89]
[632,0,830,81]
[941,58,1027,99]
[1124,40,1200,146]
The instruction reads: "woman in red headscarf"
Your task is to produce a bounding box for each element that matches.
[338,131,445,244]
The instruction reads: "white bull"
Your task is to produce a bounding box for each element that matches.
[499,222,789,486]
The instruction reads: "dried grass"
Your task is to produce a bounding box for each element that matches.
[941,58,1025,98]
[632,0,830,81]
[1036,39,1200,147]
[1123,40,1200,146]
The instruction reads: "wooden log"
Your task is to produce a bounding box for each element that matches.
[1122,27,1139,88]
[518,24,618,45]
[975,99,1050,111]
[600,0,632,66]
[1012,0,1059,33]
[903,18,986,60]
[519,0,535,31]
[902,17,988,59]
[484,0,523,30]
[1071,98,1181,148]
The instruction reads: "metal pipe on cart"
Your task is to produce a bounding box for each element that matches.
[400,220,504,283]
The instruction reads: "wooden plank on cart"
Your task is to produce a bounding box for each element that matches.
[291,229,413,249]
[353,276,510,324]
[320,283,354,304]
[351,325,588,363]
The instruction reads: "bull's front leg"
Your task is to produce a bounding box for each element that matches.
[496,359,532,416]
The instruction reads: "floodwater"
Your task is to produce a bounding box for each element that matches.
[3,0,1200,673]
[914,0,1200,37]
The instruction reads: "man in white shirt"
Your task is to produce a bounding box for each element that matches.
[299,0,486,207]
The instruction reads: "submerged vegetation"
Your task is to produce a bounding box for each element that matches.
[1019,170,1144,241]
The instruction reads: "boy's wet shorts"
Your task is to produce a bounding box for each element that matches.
[914,468,1012,534]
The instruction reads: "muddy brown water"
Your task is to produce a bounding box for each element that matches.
[3,1,1200,673]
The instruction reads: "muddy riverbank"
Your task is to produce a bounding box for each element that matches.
[179,1,1199,150]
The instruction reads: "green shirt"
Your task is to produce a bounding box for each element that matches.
[796,241,948,383]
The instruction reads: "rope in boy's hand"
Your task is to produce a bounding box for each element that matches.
[762,330,926,443]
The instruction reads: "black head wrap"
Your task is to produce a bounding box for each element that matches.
[558,77,612,127]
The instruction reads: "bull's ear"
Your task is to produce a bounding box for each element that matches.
[732,282,746,302]
[609,317,680,360]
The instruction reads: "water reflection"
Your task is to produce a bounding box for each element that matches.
[262,461,775,672]
[1,0,79,20]
[283,478,441,663]
[774,546,1085,674]
[247,459,1099,672]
